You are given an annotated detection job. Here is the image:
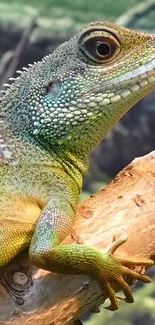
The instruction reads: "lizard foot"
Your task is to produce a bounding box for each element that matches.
[30,234,153,312]
[100,235,153,311]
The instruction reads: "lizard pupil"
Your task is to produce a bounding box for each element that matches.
[96,41,111,57]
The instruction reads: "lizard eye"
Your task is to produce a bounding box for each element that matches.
[96,40,112,57]
[79,30,120,64]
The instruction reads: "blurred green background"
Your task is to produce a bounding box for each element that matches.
[0,0,155,324]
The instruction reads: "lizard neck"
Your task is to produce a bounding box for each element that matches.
[31,136,89,191]
[0,117,87,192]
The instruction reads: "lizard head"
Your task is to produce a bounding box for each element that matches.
[2,21,155,152]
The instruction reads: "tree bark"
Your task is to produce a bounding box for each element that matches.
[0,152,155,325]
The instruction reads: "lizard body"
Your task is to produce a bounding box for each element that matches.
[0,21,155,310]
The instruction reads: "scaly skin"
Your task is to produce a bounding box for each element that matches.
[0,21,155,311]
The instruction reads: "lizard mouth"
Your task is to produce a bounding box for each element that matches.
[80,58,155,106]
[110,69,155,102]
[79,61,155,109]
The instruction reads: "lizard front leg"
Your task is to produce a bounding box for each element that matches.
[29,186,153,311]
[0,194,40,267]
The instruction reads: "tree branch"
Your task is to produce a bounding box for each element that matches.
[0,19,36,90]
[0,152,155,325]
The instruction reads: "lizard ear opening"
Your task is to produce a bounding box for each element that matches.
[79,28,120,64]
[46,81,60,98]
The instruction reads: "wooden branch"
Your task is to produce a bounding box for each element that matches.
[0,152,155,325]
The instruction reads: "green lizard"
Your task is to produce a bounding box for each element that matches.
[0,21,155,311]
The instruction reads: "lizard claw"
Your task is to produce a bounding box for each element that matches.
[103,263,152,310]
[99,236,154,311]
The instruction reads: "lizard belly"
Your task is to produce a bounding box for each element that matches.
[0,163,49,266]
